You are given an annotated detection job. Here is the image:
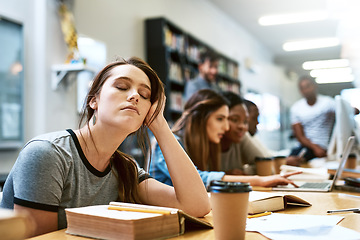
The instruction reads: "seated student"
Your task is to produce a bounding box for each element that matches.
[0,57,210,237]
[150,89,300,188]
[221,93,269,175]
[243,98,303,166]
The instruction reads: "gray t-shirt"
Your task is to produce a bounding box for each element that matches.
[0,129,148,229]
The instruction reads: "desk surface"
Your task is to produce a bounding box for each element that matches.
[28,190,360,240]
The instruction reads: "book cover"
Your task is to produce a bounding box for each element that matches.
[0,208,34,240]
[65,202,212,240]
[248,191,311,214]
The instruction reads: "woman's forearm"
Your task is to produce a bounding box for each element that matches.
[223,174,261,186]
[150,120,210,216]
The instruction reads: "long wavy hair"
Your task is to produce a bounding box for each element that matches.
[172,89,229,171]
[79,57,164,203]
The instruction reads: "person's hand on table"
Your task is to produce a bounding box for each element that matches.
[258,171,303,188]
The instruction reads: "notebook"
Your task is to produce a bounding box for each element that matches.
[272,136,355,192]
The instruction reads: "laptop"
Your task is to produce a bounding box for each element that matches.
[272,136,355,192]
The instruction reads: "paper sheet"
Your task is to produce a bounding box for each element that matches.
[258,225,360,240]
[246,213,360,240]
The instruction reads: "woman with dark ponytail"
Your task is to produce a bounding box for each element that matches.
[1,57,210,237]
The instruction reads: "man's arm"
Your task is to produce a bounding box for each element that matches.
[292,123,326,157]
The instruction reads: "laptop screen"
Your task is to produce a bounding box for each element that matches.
[329,136,355,191]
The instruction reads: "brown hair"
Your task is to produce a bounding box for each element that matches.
[172,89,229,171]
[79,57,164,203]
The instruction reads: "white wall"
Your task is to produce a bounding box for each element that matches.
[0,0,77,173]
[0,0,301,173]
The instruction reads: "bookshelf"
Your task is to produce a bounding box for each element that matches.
[145,17,240,123]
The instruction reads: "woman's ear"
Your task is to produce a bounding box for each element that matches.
[89,97,98,110]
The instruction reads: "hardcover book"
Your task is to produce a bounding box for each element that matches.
[65,202,212,240]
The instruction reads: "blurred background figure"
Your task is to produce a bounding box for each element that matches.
[184,51,221,101]
[289,75,336,161]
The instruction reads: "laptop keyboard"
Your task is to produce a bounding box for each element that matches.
[300,182,330,189]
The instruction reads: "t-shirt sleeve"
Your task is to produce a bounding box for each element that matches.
[12,140,67,212]
[290,103,301,125]
[137,167,151,183]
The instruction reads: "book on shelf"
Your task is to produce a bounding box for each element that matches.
[0,208,34,240]
[248,191,311,215]
[65,202,212,240]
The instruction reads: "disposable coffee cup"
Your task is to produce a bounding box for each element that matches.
[209,180,252,240]
[255,157,274,176]
[273,156,287,174]
[345,153,357,169]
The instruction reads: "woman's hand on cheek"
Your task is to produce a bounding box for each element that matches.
[145,95,166,133]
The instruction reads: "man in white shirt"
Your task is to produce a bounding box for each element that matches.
[290,76,335,161]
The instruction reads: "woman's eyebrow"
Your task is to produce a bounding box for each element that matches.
[114,76,151,90]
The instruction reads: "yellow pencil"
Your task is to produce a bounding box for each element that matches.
[108,205,172,215]
[247,211,272,219]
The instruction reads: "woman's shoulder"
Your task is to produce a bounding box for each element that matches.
[30,129,71,142]
[21,130,74,159]
[17,130,78,170]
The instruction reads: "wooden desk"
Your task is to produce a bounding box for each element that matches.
[28,190,360,240]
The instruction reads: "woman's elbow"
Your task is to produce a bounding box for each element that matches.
[185,199,211,217]
[198,202,211,217]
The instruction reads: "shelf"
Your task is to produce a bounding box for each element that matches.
[146,17,240,122]
[51,63,96,90]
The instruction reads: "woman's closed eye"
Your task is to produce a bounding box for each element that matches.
[116,83,129,91]
[139,89,151,100]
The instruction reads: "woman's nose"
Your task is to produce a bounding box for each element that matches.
[224,119,230,131]
[128,90,139,102]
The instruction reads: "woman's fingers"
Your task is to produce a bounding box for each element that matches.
[281,171,303,178]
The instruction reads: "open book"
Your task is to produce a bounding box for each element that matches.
[65,202,212,240]
[248,191,311,214]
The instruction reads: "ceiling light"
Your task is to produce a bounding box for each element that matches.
[302,59,350,70]
[258,11,328,26]
[315,74,354,84]
[310,67,352,78]
[283,38,340,51]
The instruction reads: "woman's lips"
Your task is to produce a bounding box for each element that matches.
[122,105,139,115]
